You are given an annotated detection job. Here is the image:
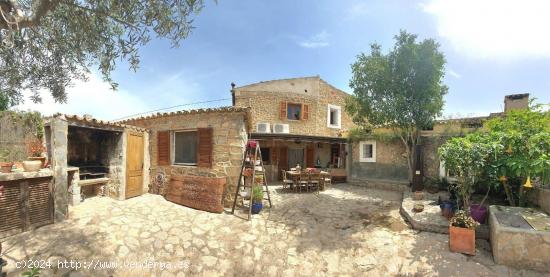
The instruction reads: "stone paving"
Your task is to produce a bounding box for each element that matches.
[2,184,548,276]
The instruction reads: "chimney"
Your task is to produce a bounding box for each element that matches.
[504,93,529,112]
[230,82,236,106]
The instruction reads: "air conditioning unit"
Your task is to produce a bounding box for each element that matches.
[256,123,271,133]
[273,123,290,134]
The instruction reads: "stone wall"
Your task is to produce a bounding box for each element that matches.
[124,111,248,206]
[233,77,354,137]
[0,111,44,162]
[350,139,408,182]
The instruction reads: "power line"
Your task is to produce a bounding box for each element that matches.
[112,98,232,121]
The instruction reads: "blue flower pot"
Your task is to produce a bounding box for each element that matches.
[251,202,263,214]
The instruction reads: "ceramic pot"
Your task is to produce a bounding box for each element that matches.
[28,156,46,168]
[449,225,476,255]
[470,204,488,224]
[22,160,42,172]
[251,202,263,214]
[413,191,424,200]
[0,162,13,173]
[441,201,456,219]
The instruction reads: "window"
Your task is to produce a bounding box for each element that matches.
[173,131,197,165]
[287,103,302,120]
[260,147,270,164]
[359,141,376,162]
[327,104,341,128]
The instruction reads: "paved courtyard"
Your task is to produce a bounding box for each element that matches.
[2,184,547,276]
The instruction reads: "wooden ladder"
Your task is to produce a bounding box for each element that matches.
[231,140,272,220]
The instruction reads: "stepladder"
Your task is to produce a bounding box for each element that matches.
[231,140,272,220]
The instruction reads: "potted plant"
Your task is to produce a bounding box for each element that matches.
[251,186,264,214]
[449,210,479,255]
[0,149,13,173]
[24,137,46,171]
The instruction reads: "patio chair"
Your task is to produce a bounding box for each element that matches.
[322,170,332,190]
[308,172,321,194]
[281,170,294,192]
[298,172,309,193]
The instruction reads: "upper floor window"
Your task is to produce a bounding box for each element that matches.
[359,141,376,163]
[327,104,341,129]
[279,102,309,121]
[287,103,302,120]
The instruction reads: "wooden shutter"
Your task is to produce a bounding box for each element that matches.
[271,146,278,164]
[197,128,213,168]
[306,146,314,168]
[302,104,309,120]
[157,131,170,166]
[279,102,287,120]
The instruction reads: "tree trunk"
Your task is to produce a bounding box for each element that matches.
[502,180,515,206]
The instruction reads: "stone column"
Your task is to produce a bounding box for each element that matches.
[50,117,68,221]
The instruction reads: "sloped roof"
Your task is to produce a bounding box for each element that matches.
[46,113,148,132]
[117,106,250,124]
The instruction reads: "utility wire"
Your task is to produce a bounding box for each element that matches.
[112,98,232,121]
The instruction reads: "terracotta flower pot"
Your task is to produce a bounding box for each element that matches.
[28,157,46,168]
[22,160,42,172]
[413,191,424,200]
[449,225,476,255]
[0,162,13,173]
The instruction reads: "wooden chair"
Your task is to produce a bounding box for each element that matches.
[281,170,294,192]
[298,172,309,193]
[322,171,332,191]
[308,172,320,193]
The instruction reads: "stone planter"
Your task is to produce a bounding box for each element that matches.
[449,225,476,255]
[22,160,42,172]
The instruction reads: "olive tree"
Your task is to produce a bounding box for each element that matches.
[346,30,448,182]
[0,0,205,108]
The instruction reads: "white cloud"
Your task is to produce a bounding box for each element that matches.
[447,69,461,79]
[298,31,330,48]
[13,74,150,120]
[348,2,369,17]
[422,0,550,59]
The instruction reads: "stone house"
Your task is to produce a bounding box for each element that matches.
[120,107,250,210]
[231,76,355,182]
[349,93,531,184]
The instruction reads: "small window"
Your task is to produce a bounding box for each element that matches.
[287,103,302,120]
[327,104,341,128]
[260,147,270,164]
[359,141,376,162]
[173,131,197,165]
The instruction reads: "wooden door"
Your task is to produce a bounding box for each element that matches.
[126,132,144,199]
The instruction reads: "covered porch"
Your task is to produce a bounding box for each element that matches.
[249,133,348,183]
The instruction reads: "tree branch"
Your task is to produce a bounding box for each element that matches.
[63,2,138,29]
[0,0,60,30]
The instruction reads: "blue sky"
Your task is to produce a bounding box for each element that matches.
[18,0,550,120]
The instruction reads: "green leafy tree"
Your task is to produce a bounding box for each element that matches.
[438,133,498,209]
[485,103,550,206]
[0,0,205,106]
[346,30,448,182]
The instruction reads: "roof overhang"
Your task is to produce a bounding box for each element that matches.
[250,133,347,144]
